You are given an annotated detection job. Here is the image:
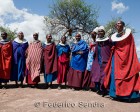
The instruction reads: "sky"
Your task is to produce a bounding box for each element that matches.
[0,0,140,56]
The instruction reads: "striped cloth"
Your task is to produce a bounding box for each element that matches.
[26,41,43,82]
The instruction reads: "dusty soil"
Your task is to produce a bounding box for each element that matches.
[0,75,140,112]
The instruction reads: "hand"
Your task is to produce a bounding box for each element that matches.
[76,51,83,55]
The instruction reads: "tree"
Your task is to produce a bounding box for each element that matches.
[0,26,17,40]
[44,0,99,38]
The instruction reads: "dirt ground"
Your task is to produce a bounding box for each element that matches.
[0,75,140,112]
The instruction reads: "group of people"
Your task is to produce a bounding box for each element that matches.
[0,20,140,101]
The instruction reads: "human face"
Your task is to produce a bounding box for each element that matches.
[46,34,52,43]
[98,29,105,38]
[18,32,24,40]
[33,33,38,40]
[116,21,124,33]
[61,36,66,44]
[91,31,97,40]
[1,32,7,40]
[75,34,81,42]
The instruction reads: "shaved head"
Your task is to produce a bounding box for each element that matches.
[18,31,24,40]
[75,33,81,42]
[1,32,7,40]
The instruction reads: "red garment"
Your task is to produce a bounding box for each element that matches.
[44,43,57,74]
[89,42,96,52]
[67,67,84,88]
[104,33,140,96]
[82,70,95,88]
[0,42,12,79]
[26,70,40,85]
[57,53,70,84]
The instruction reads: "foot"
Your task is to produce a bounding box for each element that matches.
[49,82,53,88]
[128,98,132,103]
[48,86,51,90]
[3,83,8,89]
[58,86,61,90]
[102,91,108,97]
[91,88,98,92]
[15,81,18,87]
[96,90,102,95]
[19,81,23,88]
[18,85,23,88]
[71,88,75,91]
[45,83,49,89]
[89,89,92,92]
[34,84,38,88]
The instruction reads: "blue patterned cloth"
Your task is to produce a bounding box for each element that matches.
[86,51,94,71]
[70,40,88,72]
[56,44,70,57]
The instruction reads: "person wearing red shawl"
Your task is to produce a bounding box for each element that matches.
[56,36,71,89]
[104,21,140,100]
[25,33,43,87]
[67,33,89,90]
[82,27,98,90]
[0,32,12,88]
[43,34,57,88]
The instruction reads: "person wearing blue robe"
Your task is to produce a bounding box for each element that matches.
[10,32,28,87]
[67,33,88,90]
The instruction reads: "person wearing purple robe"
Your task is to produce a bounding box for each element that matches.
[67,33,88,90]
[82,27,98,90]
[10,32,28,87]
[91,26,112,96]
